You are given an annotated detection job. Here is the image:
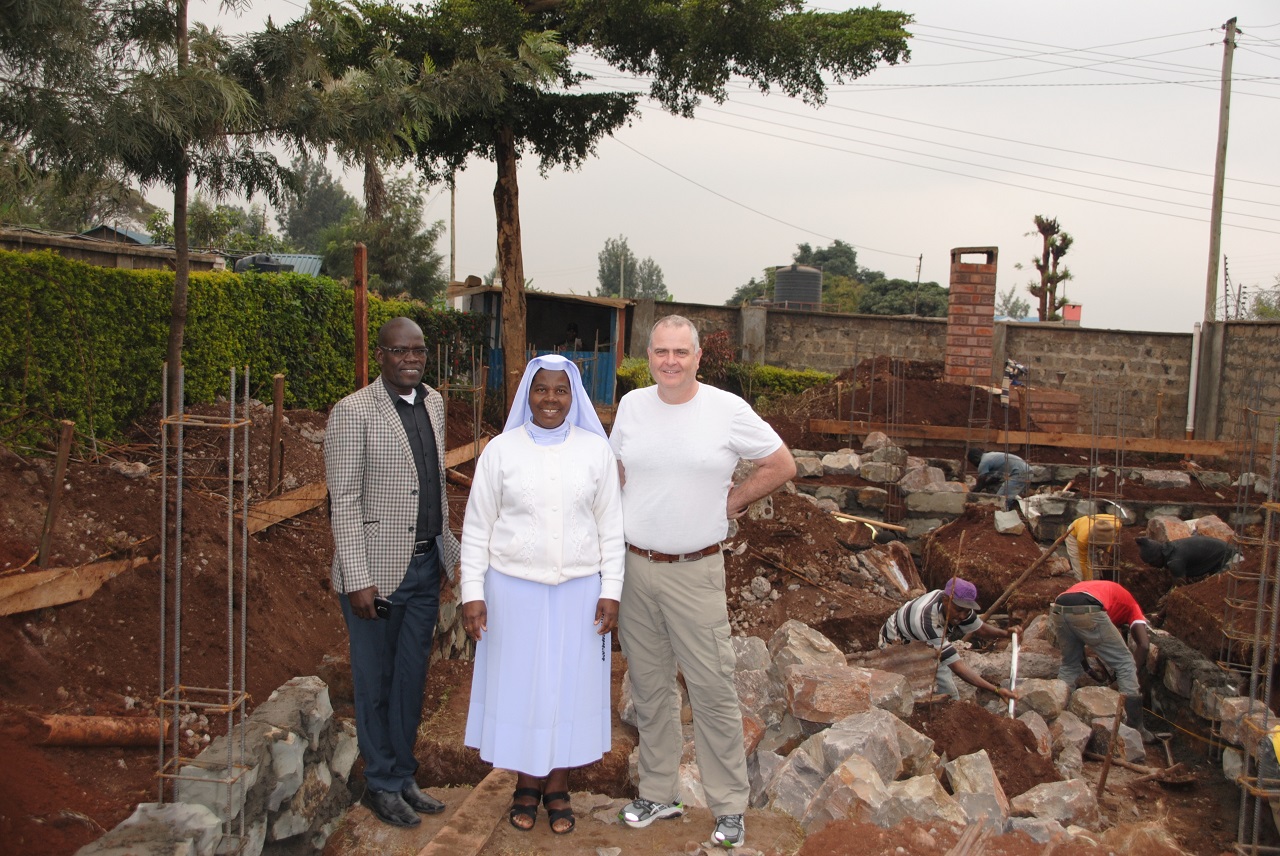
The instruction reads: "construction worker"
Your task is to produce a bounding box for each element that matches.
[1136,535,1241,582]
[967,448,1031,509]
[879,577,1019,702]
[1051,579,1154,742]
[1064,514,1120,581]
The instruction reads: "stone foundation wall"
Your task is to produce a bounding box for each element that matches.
[77,677,353,856]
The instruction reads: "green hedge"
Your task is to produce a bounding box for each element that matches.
[614,355,832,403]
[0,250,487,446]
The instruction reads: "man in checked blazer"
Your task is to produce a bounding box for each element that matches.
[324,316,462,828]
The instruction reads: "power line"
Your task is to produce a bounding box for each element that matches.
[608,137,921,260]
[651,108,1280,236]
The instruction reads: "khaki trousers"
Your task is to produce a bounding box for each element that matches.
[618,550,748,817]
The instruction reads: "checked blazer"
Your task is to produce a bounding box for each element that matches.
[324,378,461,595]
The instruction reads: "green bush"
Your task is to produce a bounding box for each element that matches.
[612,352,831,405]
[615,357,654,396]
[0,249,487,447]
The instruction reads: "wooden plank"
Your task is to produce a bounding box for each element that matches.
[239,482,328,535]
[444,436,489,469]
[0,556,151,616]
[808,419,1235,457]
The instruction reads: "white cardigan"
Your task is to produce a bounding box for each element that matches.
[459,426,624,604]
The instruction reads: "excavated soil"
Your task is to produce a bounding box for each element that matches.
[0,361,1261,856]
[907,700,1059,798]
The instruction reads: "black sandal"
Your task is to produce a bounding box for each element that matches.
[508,787,541,831]
[542,791,575,835]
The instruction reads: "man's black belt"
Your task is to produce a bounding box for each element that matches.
[1052,591,1103,614]
[412,540,436,556]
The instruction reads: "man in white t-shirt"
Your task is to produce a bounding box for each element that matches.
[610,315,796,850]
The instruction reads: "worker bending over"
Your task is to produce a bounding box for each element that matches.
[1064,514,1120,581]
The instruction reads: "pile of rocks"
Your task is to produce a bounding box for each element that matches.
[621,616,1172,846]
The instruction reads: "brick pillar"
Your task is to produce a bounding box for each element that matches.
[944,247,998,386]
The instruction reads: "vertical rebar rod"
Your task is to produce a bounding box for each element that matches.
[239,365,250,842]
[158,362,168,802]
[172,366,185,794]
[224,367,236,833]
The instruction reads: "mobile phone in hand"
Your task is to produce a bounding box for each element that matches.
[374,596,392,619]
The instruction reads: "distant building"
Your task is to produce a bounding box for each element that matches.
[0,227,223,271]
[80,224,153,245]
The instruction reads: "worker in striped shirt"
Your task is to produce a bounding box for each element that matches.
[879,577,1019,702]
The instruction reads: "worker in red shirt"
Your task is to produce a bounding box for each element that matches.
[1051,580,1154,742]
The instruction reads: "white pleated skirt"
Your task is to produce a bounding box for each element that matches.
[464,569,611,777]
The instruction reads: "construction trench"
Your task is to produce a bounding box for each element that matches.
[1,348,1278,856]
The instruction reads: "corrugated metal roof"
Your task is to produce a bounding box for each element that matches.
[80,224,153,245]
[446,283,630,309]
[269,253,324,276]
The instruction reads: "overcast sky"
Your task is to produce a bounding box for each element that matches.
[187,1,1280,334]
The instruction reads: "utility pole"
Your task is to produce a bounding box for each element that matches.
[449,170,456,284]
[1204,17,1237,323]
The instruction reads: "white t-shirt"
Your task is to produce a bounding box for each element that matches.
[610,384,783,554]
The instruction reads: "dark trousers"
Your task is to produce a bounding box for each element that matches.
[340,544,440,792]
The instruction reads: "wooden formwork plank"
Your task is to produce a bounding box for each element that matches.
[239,482,328,535]
[444,437,489,469]
[0,556,151,616]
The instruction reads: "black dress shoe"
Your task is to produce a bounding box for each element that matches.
[361,788,421,827]
[402,780,446,814]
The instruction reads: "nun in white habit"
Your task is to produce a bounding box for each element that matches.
[460,354,623,835]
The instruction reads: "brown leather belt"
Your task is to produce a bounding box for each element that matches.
[626,543,721,563]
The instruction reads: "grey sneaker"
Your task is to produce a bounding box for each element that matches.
[618,797,684,828]
[712,813,745,849]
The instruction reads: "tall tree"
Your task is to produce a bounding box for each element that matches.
[276,157,359,253]
[146,198,291,253]
[320,175,449,302]
[1026,215,1073,322]
[374,1,911,408]
[596,235,669,300]
[859,278,947,317]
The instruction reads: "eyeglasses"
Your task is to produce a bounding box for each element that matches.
[380,347,427,357]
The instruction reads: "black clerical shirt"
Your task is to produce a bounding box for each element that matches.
[383,379,442,543]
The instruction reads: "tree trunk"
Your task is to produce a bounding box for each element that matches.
[363,148,386,223]
[493,124,526,413]
[165,169,189,416]
[165,0,190,417]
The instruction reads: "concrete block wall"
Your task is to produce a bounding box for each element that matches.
[1214,320,1280,445]
[621,298,1268,442]
[998,324,1193,439]
[761,310,947,374]
[944,248,998,386]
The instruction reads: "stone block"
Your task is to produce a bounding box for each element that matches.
[1051,711,1093,755]
[676,763,708,809]
[794,456,825,478]
[1068,685,1124,722]
[732,635,771,672]
[815,497,841,514]
[1018,678,1071,721]
[1020,614,1055,647]
[863,432,891,450]
[785,663,912,725]
[897,466,946,493]
[821,452,861,476]
[267,730,306,812]
[1219,696,1263,746]
[814,485,850,507]
[955,793,1009,830]
[944,749,1009,818]
[860,462,903,484]
[742,709,767,756]
[905,518,944,539]
[1087,719,1144,763]
[1223,747,1243,783]
[856,541,922,597]
[808,708,904,783]
[865,446,909,466]
[887,774,967,826]
[1189,514,1236,543]
[619,670,636,727]
[768,620,845,682]
[1163,657,1194,698]
[1191,675,1237,720]
[856,487,889,510]
[748,749,784,809]
[1135,469,1192,490]
[270,762,332,842]
[764,745,827,819]
[1028,465,1053,484]
[994,509,1025,535]
[971,650,1061,685]
[1147,515,1192,542]
[1055,744,1083,779]
[1009,779,1099,827]
[906,456,927,470]
[887,718,936,778]
[758,714,805,757]
[78,803,225,856]
[1008,817,1069,844]
[800,755,895,832]
[905,490,968,515]
[329,719,358,783]
[258,676,333,751]
[1018,710,1053,759]
[747,495,774,521]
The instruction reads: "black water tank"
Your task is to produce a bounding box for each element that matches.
[773,264,822,308]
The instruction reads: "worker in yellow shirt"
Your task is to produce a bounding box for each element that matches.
[1064,514,1120,581]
